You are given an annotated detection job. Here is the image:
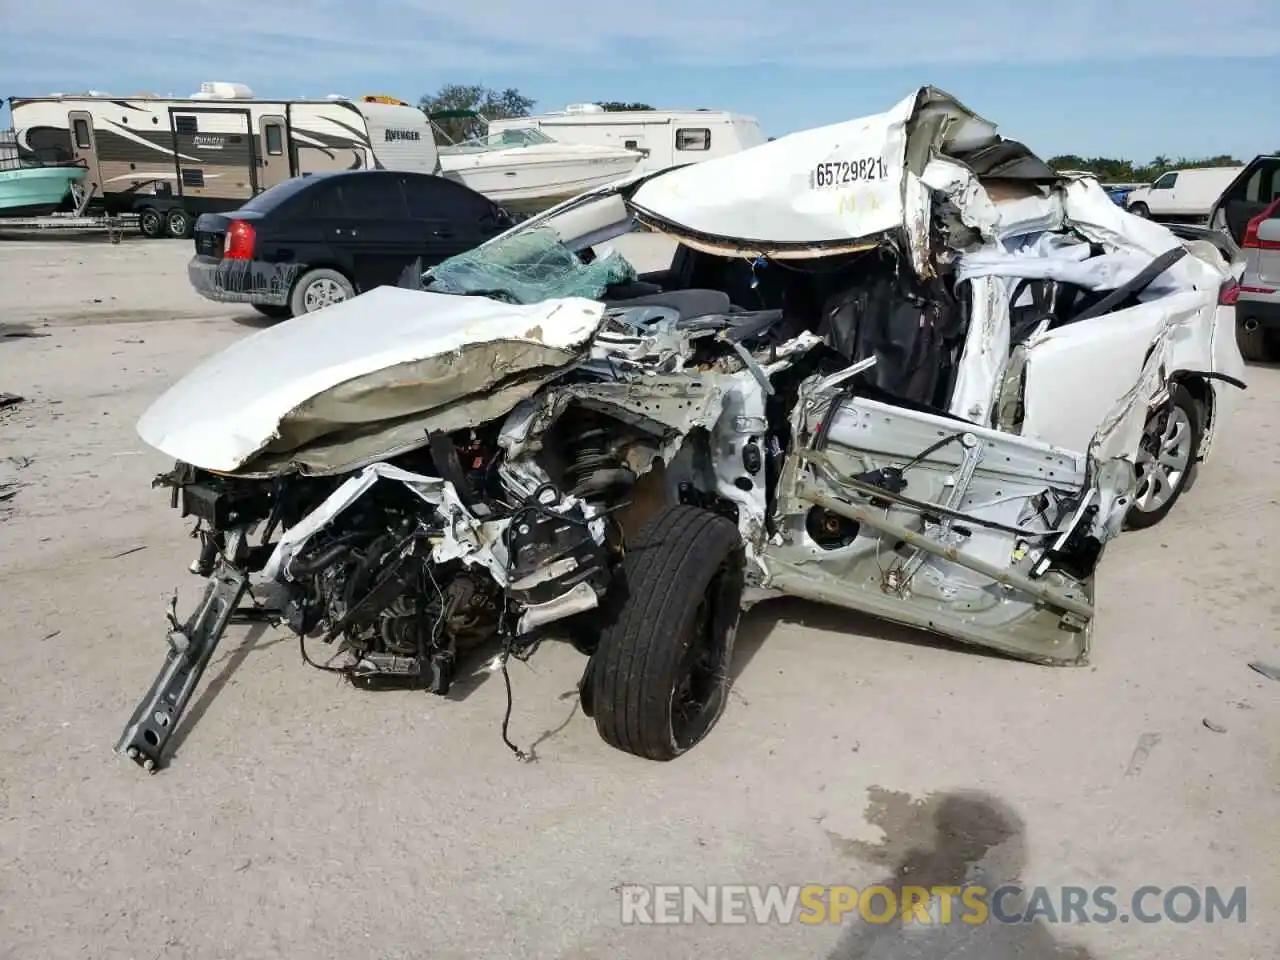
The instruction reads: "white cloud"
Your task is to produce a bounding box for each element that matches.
[2,0,1279,89]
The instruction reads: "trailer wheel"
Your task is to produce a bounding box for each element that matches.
[165,208,194,239]
[589,505,745,761]
[138,207,165,239]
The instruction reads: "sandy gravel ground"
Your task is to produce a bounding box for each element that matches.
[0,234,1276,960]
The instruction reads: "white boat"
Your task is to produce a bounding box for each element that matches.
[435,121,642,217]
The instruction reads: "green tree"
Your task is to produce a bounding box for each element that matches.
[418,84,536,142]
[597,101,655,111]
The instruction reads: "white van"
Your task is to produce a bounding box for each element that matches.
[1124,165,1243,223]
[488,104,765,175]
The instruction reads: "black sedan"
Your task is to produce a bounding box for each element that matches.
[188,170,515,319]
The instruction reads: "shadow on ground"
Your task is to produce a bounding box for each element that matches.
[730,595,1036,687]
[825,788,1095,960]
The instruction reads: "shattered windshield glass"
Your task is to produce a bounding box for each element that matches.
[425,223,637,304]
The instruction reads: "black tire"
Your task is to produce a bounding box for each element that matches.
[1125,385,1203,530]
[251,304,292,321]
[1235,319,1275,363]
[165,207,193,239]
[1127,202,1150,218]
[138,207,165,239]
[590,505,745,761]
[289,268,355,315]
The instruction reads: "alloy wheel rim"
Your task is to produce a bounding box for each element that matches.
[303,278,347,311]
[1133,406,1192,513]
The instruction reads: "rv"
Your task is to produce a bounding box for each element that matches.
[7,84,438,237]
[488,104,765,176]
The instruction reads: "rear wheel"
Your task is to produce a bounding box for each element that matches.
[590,505,745,761]
[1236,318,1275,363]
[165,207,193,239]
[138,207,164,239]
[1126,385,1202,529]
[289,268,355,315]
[1128,202,1150,218]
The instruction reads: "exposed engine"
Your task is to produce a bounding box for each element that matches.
[284,507,503,692]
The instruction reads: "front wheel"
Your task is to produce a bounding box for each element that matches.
[1128,202,1150,218]
[590,505,745,761]
[1125,385,1203,529]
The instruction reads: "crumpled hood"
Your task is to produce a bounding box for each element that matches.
[627,86,1010,264]
[137,286,605,474]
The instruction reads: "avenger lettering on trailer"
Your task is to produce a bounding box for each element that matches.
[812,157,889,189]
[385,129,421,142]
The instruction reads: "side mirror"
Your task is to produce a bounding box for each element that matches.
[1257,218,1280,244]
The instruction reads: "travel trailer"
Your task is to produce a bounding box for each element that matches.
[488,104,766,175]
[8,85,439,237]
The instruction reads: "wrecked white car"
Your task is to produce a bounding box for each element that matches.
[118,87,1247,772]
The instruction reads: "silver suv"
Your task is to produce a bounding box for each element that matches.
[1209,155,1280,361]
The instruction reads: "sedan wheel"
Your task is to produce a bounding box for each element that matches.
[289,268,356,316]
[304,278,347,311]
[1126,385,1202,529]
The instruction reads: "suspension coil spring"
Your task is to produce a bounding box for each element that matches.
[564,424,635,500]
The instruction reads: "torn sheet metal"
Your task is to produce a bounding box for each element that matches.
[504,374,732,460]
[137,286,606,474]
[259,463,508,584]
[234,373,570,478]
[765,389,1101,665]
[260,462,607,609]
[1019,291,1212,455]
[946,275,1013,425]
[955,230,1203,300]
[1060,179,1226,292]
[627,87,998,262]
[920,157,1002,243]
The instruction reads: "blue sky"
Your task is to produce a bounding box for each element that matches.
[1,0,1277,162]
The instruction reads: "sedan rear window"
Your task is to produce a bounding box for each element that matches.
[238,176,320,213]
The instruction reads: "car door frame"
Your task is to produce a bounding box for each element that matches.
[309,172,416,292]
[1210,157,1280,245]
[400,173,513,265]
[761,371,1104,666]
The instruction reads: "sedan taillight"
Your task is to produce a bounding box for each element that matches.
[1241,198,1280,250]
[225,220,256,260]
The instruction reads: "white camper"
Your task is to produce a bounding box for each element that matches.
[1123,165,1245,223]
[488,104,765,175]
[8,84,438,237]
